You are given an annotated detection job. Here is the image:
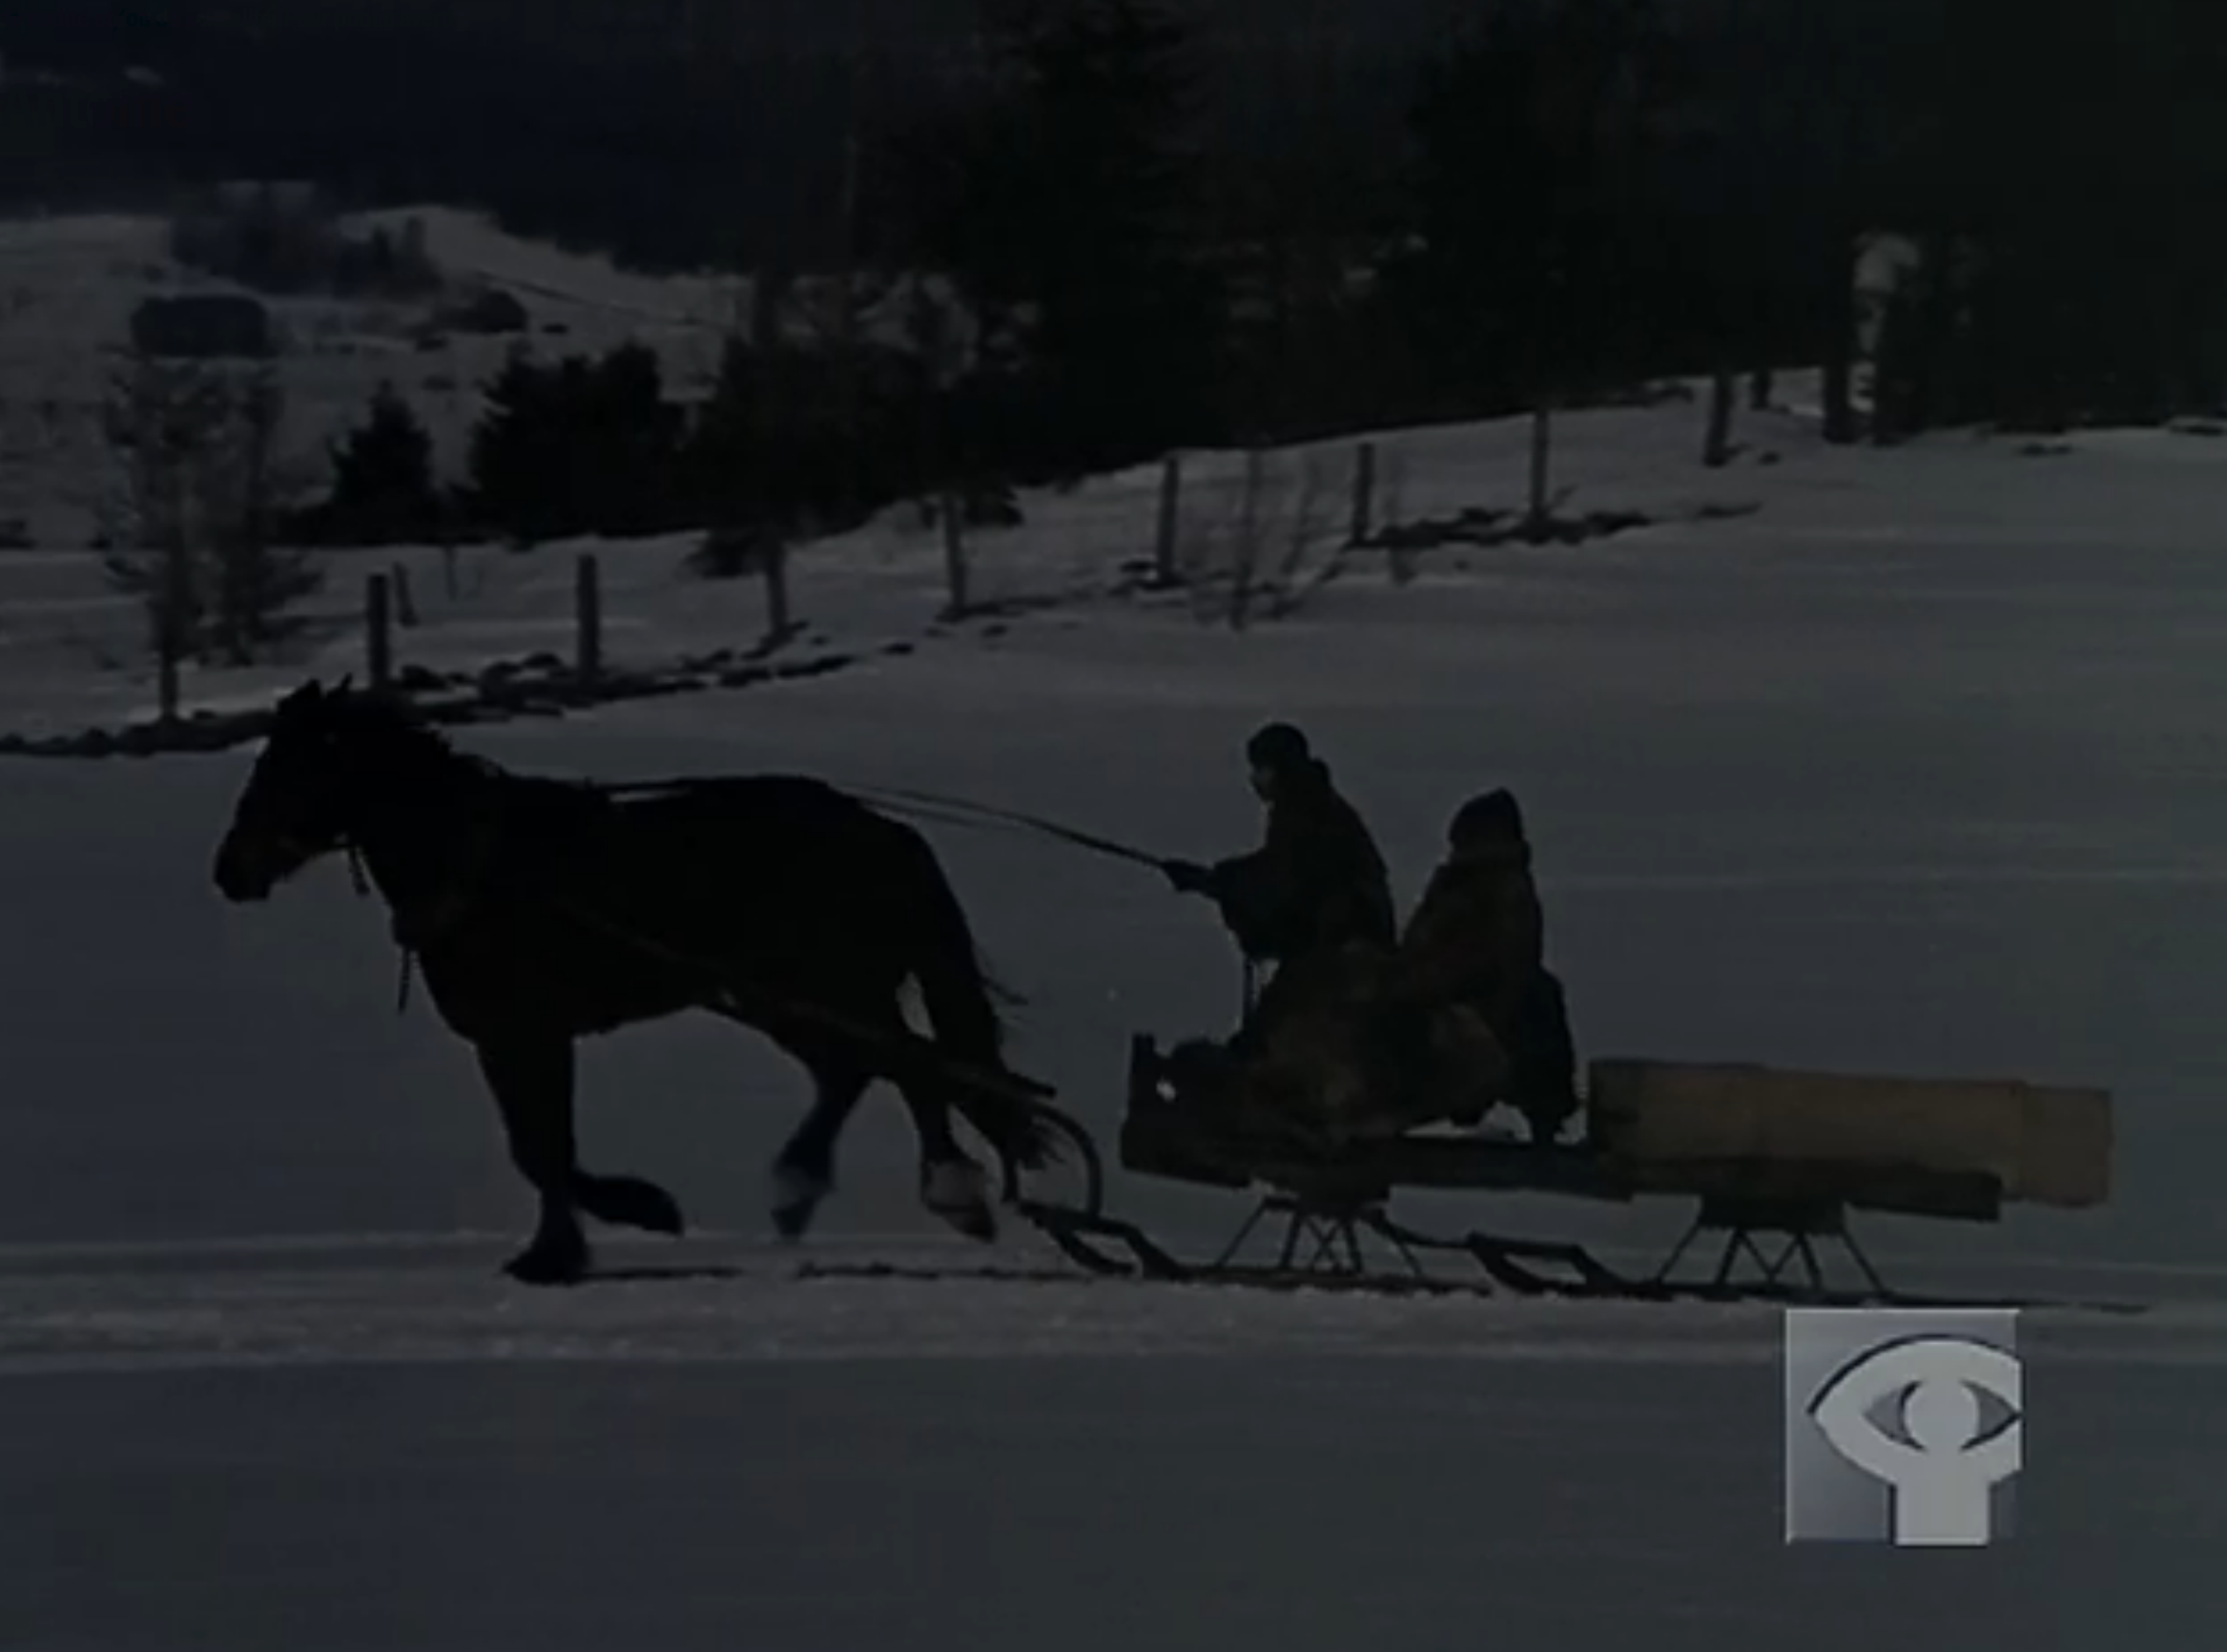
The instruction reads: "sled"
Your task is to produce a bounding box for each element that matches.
[1009,1036,2113,1305]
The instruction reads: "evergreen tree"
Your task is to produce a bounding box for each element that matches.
[896,0,1224,473]
[326,382,441,545]
[465,343,687,544]
[464,351,562,544]
[1389,0,1666,408]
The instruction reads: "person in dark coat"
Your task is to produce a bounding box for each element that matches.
[1161,722,1395,974]
[1370,788,1578,1142]
[1156,725,1397,1128]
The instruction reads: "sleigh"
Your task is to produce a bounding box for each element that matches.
[1012,1034,2114,1304]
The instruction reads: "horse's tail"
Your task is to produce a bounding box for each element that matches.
[903,838,1061,1172]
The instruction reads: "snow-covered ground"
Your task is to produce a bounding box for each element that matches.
[8,258,2227,1643]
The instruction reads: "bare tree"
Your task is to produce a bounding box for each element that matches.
[201,369,320,666]
[1264,446,1338,614]
[99,359,217,720]
[1225,445,1268,629]
[99,357,320,708]
[1180,445,1340,628]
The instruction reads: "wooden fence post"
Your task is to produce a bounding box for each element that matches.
[1527,403,1553,537]
[1348,440,1375,547]
[574,551,601,684]
[1703,369,1736,467]
[1228,445,1266,630]
[365,571,391,690]
[155,531,190,723]
[441,541,459,601]
[391,562,418,627]
[1153,454,1182,586]
[939,492,971,618]
[764,539,792,643]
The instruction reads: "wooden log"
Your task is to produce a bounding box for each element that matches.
[1584,1057,2111,1208]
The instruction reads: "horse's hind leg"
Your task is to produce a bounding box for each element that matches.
[894,1079,997,1243]
[770,1057,872,1241]
[572,1169,686,1238]
[476,1033,686,1281]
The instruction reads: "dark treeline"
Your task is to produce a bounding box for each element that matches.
[27,0,2227,547]
[0,0,1426,269]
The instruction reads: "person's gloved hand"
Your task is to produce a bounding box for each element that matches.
[1160,858,1212,895]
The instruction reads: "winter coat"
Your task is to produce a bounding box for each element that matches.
[1382,836,1544,1037]
[1206,759,1396,965]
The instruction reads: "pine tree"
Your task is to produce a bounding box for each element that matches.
[465,343,685,543]
[896,0,1222,472]
[465,350,566,544]
[327,381,440,545]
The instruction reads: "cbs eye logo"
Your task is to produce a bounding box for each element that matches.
[1787,1314,2023,1546]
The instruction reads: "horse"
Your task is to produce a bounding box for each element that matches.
[210,678,1060,1285]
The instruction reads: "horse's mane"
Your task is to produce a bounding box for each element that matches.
[330,694,487,775]
[326,693,624,835]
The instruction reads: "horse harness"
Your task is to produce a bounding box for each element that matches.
[335,795,1056,1124]
[341,811,506,1016]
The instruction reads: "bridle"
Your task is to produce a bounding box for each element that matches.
[325,788,506,1016]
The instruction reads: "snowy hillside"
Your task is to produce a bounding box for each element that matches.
[0,204,987,555]
[0,206,751,549]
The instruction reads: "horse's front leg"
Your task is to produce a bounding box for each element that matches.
[770,1057,872,1240]
[476,1033,592,1285]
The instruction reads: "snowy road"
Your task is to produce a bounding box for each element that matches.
[0,1232,2195,1378]
[3,1248,2222,1652]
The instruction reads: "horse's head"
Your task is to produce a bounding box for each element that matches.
[213,676,387,900]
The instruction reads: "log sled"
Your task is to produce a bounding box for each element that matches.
[991,1037,2118,1306]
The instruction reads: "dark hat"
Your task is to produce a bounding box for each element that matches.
[1246,721,1311,772]
[1449,788,1525,847]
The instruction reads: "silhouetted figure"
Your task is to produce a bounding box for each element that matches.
[211,679,1059,1285]
[1373,789,1578,1143]
[1156,723,1399,1141]
[1161,721,1394,1018]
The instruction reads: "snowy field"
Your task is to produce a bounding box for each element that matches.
[8,278,2227,1642]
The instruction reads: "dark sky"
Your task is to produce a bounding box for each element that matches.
[6,0,1472,69]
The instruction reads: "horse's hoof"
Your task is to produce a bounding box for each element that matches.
[503,1234,589,1286]
[771,1162,831,1243]
[923,1159,997,1244]
[578,1174,686,1236]
[937,1201,999,1244]
[772,1197,817,1242]
[636,1188,687,1236]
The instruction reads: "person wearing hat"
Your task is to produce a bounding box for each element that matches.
[1160,721,1396,991]
[1150,724,1398,1140]
[1368,786,1578,1143]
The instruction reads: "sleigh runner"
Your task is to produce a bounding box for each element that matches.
[1005,1036,2113,1304]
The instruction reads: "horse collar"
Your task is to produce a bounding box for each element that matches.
[388,811,504,952]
